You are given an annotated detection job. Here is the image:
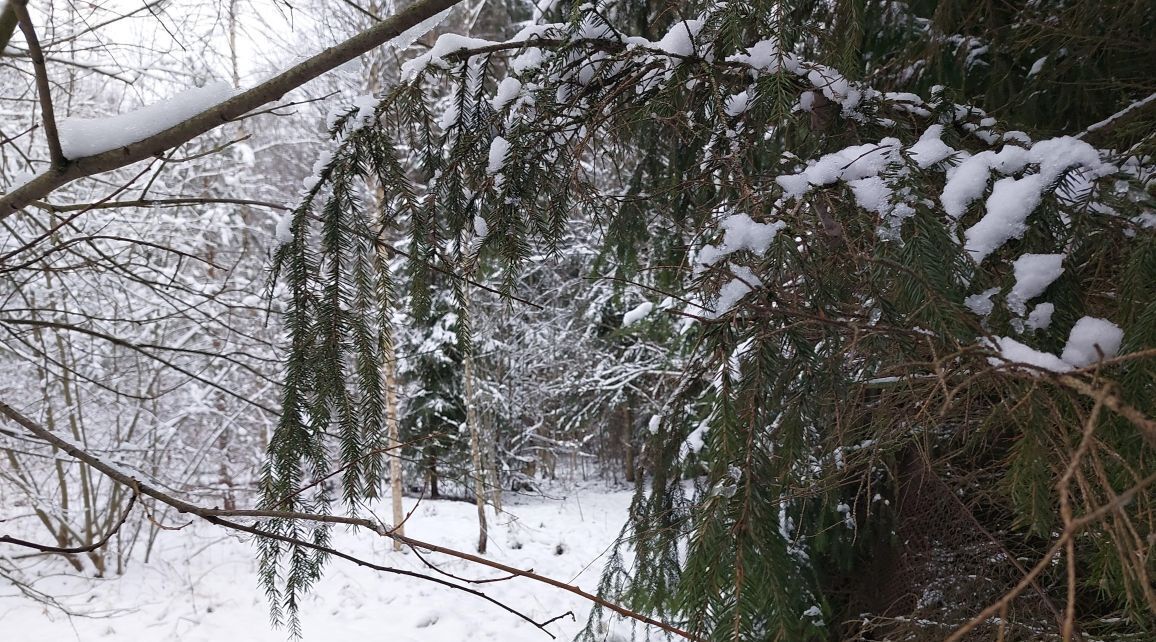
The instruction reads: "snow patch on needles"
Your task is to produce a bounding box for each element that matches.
[491,77,523,111]
[1025,302,1055,332]
[351,94,378,127]
[989,337,1072,373]
[487,136,510,175]
[401,34,500,80]
[907,125,954,168]
[1008,253,1064,315]
[622,301,654,327]
[775,140,902,198]
[58,82,236,158]
[965,174,1048,263]
[1061,317,1123,367]
[697,213,786,268]
[724,90,751,117]
[945,136,1113,263]
[653,19,705,58]
[726,38,795,73]
[709,265,761,318]
[964,287,1000,317]
[989,316,1123,373]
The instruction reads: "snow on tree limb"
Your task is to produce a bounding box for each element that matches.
[0,0,464,220]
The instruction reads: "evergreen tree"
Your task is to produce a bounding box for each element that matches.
[262,1,1156,639]
[398,282,469,499]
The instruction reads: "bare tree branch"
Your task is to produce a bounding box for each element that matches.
[11,0,64,167]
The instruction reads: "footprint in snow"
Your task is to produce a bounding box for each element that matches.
[416,612,440,628]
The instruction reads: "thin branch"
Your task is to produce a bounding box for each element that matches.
[11,0,64,167]
[209,513,558,636]
[1056,375,1156,447]
[0,317,279,415]
[340,0,384,22]
[1,490,137,555]
[31,197,292,213]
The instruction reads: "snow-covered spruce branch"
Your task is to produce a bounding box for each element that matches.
[0,0,464,219]
[0,400,701,641]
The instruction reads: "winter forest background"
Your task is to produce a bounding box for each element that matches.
[1,0,1154,641]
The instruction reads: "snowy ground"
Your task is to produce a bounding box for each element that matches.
[3,485,634,641]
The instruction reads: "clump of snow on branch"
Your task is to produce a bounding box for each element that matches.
[955,137,1113,263]
[473,214,489,238]
[1007,253,1064,315]
[401,34,501,80]
[58,82,236,158]
[651,19,705,58]
[1061,317,1124,367]
[1024,303,1055,332]
[622,302,654,327]
[964,287,1000,318]
[775,140,902,200]
[726,38,796,73]
[710,265,761,318]
[906,125,954,168]
[400,24,564,81]
[990,316,1123,373]
[487,136,510,175]
[988,337,1073,373]
[697,213,786,268]
[491,77,523,111]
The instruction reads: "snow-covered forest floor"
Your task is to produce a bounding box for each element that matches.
[4,484,631,641]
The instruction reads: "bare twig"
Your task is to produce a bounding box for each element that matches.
[1056,391,1105,642]
[31,197,292,213]
[1,490,137,555]
[1057,375,1156,447]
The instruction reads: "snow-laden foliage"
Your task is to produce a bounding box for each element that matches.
[263,1,1155,640]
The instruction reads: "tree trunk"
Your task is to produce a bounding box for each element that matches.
[384,347,404,551]
[484,413,502,513]
[464,348,487,553]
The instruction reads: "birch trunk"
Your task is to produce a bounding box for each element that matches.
[384,346,404,550]
[360,13,405,546]
[464,346,487,553]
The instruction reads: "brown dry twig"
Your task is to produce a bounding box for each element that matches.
[1,489,138,555]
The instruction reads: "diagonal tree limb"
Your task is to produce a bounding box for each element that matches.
[11,0,64,167]
[0,0,465,219]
